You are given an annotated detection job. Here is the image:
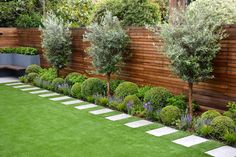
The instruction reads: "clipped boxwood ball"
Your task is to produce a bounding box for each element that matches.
[201,110,221,121]
[211,116,235,138]
[52,78,64,87]
[25,64,42,74]
[71,83,82,99]
[115,82,139,99]
[160,105,181,126]
[123,95,142,112]
[65,72,87,85]
[81,78,104,98]
[27,72,39,83]
[144,87,173,109]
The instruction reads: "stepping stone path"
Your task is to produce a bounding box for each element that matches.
[172,135,208,147]
[205,146,236,157]
[50,96,71,101]
[106,113,131,121]
[75,104,97,110]
[30,90,49,94]
[125,120,153,128]
[13,85,31,88]
[21,87,40,91]
[6,82,23,86]
[39,93,60,97]
[89,108,113,115]
[146,126,178,137]
[62,100,84,105]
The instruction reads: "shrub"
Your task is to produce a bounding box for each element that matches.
[15,13,42,28]
[52,78,64,91]
[144,87,173,110]
[108,96,123,109]
[211,116,235,139]
[71,83,82,99]
[0,1,19,27]
[95,96,109,106]
[27,72,39,83]
[167,94,187,112]
[114,82,139,99]
[94,0,162,26]
[57,83,71,95]
[136,86,152,101]
[197,125,213,137]
[176,114,193,130]
[224,133,236,145]
[40,68,57,81]
[19,75,28,83]
[65,72,87,85]
[25,64,42,74]
[224,102,236,123]
[81,78,104,98]
[160,105,181,126]
[122,95,143,115]
[103,79,124,95]
[201,110,221,121]
[0,47,38,55]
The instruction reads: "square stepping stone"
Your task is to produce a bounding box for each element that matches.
[106,113,131,121]
[30,90,49,94]
[6,82,23,86]
[125,120,153,128]
[89,108,113,115]
[62,100,84,105]
[13,85,31,88]
[146,127,178,137]
[21,87,40,91]
[206,146,236,157]
[172,135,208,147]
[75,104,97,110]
[49,96,71,101]
[39,93,60,97]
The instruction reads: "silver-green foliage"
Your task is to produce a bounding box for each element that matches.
[158,7,226,83]
[84,11,130,75]
[40,12,72,70]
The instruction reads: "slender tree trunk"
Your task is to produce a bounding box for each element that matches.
[188,82,193,118]
[106,73,111,97]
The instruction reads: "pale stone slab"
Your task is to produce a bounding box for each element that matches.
[13,85,31,88]
[62,100,84,105]
[206,146,236,157]
[75,104,97,110]
[172,135,208,147]
[49,96,71,101]
[39,93,60,97]
[125,120,153,128]
[106,113,131,121]
[6,82,23,86]
[0,77,19,84]
[89,108,113,115]
[30,90,49,94]
[21,87,40,91]
[146,127,178,137]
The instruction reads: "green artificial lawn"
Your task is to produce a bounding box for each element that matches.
[0,84,223,157]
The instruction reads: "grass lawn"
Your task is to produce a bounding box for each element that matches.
[0,84,223,157]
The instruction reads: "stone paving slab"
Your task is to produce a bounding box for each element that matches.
[30,90,49,94]
[106,113,131,121]
[49,96,71,101]
[75,104,97,110]
[6,82,23,86]
[125,120,153,128]
[62,100,84,105]
[13,85,31,88]
[205,146,236,157]
[146,127,178,137]
[39,93,60,97]
[89,108,113,115]
[21,87,40,91]
[172,135,208,147]
[0,77,19,84]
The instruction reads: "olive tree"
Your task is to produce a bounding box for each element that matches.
[152,0,236,117]
[40,12,72,75]
[84,12,130,97]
